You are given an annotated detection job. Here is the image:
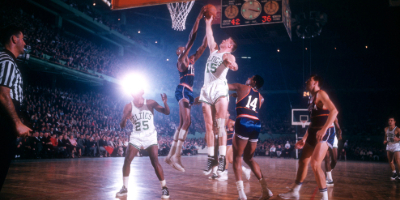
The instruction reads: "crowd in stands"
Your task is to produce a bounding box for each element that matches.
[9,83,387,163]
[0,6,131,77]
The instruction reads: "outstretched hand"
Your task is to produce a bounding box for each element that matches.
[161,93,167,103]
[205,15,213,24]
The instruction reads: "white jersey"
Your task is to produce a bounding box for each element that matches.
[387,126,398,144]
[203,50,230,86]
[386,126,400,152]
[130,99,156,134]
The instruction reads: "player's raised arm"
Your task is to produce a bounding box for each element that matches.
[316,91,339,141]
[259,93,265,108]
[228,83,241,91]
[120,103,132,129]
[205,15,218,52]
[190,36,208,62]
[181,8,205,60]
[222,53,238,71]
[150,94,170,115]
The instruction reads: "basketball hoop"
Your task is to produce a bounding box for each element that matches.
[167,1,195,31]
[300,120,307,128]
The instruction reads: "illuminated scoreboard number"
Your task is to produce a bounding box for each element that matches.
[231,18,241,26]
[262,16,272,23]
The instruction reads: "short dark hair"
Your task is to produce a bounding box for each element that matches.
[388,117,396,121]
[229,37,237,53]
[310,74,323,87]
[253,75,264,89]
[0,25,24,46]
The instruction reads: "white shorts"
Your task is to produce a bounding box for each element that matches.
[199,80,229,105]
[129,131,158,150]
[386,142,400,152]
[332,136,338,148]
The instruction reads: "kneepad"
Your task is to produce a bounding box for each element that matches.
[178,129,188,141]
[216,118,226,137]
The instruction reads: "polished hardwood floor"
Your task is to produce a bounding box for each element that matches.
[1,156,399,200]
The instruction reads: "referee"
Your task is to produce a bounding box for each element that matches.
[0,25,31,192]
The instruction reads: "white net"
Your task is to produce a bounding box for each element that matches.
[167,1,195,31]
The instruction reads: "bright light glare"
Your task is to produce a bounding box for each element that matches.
[120,73,148,95]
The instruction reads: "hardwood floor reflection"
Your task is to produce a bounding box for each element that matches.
[1,156,399,199]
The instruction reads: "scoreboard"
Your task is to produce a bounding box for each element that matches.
[221,0,292,40]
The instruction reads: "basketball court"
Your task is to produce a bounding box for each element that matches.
[1,156,398,200]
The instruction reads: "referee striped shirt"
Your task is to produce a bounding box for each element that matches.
[0,50,23,105]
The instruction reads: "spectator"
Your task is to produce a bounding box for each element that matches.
[270,145,276,158]
[276,145,282,158]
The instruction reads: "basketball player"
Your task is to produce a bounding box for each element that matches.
[165,8,208,172]
[279,75,338,200]
[383,117,400,180]
[324,118,342,186]
[117,90,170,198]
[229,75,273,200]
[209,111,251,181]
[200,15,238,176]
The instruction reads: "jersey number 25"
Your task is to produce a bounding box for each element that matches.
[135,120,149,131]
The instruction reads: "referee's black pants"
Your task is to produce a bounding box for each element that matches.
[0,123,17,192]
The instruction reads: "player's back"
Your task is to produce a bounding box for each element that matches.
[130,100,156,134]
[236,87,261,120]
[204,50,229,85]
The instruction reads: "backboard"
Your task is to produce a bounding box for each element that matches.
[291,109,310,128]
[104,0,192,10]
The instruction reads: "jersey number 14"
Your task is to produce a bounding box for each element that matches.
[245,95,258,111]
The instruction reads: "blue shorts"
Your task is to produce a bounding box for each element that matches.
[234,118,261,142]
[175,85,194,105]
[306,127,335,148]
[227,131,234,146]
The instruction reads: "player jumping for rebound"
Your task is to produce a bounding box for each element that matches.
[279,75,338,200]
[229,75,273,200]
[208,111,252,181]
[324,118,341,186]
[165,8,208,172]
[117,90,171,198]
[200,15,238,176]
[384,117,400,180]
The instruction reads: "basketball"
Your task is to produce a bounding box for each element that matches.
[203,4,217,19]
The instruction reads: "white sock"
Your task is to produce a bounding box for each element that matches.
[176,140,184,156]
[236,180,244,190]
[320,189,328,200]
[293,182,302,191]
[326,171,332,180]
[212,165,218,174]
[123,176,129,188]
[219,145,226,156]
[168,141,177,157]
[242,166,248,171]
[208,146,214,157]
[160,180,166,188]
[393,170,396,174]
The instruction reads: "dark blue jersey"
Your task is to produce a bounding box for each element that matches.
[236,88,261,120]
[308,91,332,129]
[178,61,194,91]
